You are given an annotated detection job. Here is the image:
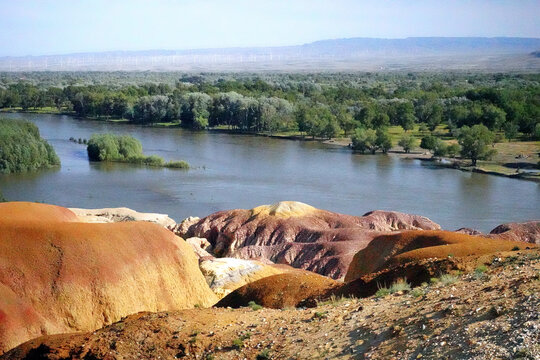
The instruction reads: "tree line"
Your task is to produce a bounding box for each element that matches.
[0,72,538,141]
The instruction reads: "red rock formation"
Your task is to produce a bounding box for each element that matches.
[183,201,440,279]
[0,203,217,354]
[489,221,540,244]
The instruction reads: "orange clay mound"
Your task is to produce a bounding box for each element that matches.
[215,270,341,309]
[344,230,534,282]
[0,220,217,354]
[0,202,79,223]
[337,248,539,299]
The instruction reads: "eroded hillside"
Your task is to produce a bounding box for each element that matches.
[3,250,538,360]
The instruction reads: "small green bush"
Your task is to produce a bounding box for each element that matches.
[232,338,244,349]
[313,311,328,319]
[248,301,263,311]
[256,348,271,360]
[87,133,188,169]
[475,265,488,274]
[411,288,424,298]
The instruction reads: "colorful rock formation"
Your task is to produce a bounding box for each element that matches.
[183,201,441,279]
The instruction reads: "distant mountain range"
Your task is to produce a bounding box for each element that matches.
[1,37,539,72]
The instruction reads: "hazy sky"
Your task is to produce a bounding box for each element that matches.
[1,0,539,56]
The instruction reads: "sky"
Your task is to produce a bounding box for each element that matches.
[1,0,539,56]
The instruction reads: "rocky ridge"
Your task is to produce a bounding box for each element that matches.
[183,201,441,279]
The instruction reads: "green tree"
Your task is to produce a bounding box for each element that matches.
[398,134,417,153]
[446,143,460,158]
[354,103,375,128]
[414,95,443,131]
[396,102,416,132]
[433,141,448,158]
[372,112,390,129]
[351,128,377,154]
[376,128,392,153]
[0,119,60,173]
[458,125,497,166]
[502,121,519,140]
[420,135,438,151]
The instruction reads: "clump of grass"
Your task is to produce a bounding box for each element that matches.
[239,332,251,340]
[248,301,263,311]
[474,265,489,279]
[375,287,390,298]
[166,160,190,169]
[429,277,439,285]
[256,348,271,360]
[411,288,424,298]
[317,294,356,307]
[389,278,411,293]
[439,273,459,285]
[475,265,488,274]
[313,311,328,319]
[232,338,244,349]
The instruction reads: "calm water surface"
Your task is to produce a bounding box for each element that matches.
[1,113,538,232]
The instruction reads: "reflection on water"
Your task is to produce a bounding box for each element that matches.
[0,113,538,232]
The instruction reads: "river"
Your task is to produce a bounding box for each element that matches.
[1,113,538,232]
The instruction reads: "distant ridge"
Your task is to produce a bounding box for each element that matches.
[1,37,539,72]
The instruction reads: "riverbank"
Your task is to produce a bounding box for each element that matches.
[2,108,538,181]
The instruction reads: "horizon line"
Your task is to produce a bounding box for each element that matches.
[2,36,539,59]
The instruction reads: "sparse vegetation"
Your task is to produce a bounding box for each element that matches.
[248,301,263,311]
[389,278,411,293]
[232,338,244,349]
[439,273,459,285]
[474,265,489,279]
[313,311,328,319]
[316,294,356,307]
[375,283,391,298]
[256,348,271,360]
